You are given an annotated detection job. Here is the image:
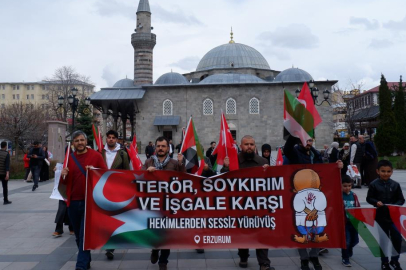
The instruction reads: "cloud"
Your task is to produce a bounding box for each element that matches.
[257,24,319,49]
[101,65,122,87]
[334,28,357,35]
[383,16,406,31]
[349,17,379,30]
[93,0,202,26]
[169,56,200,71]
[369,39,394,49]
[151,5,203,26]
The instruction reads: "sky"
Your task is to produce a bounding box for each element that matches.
[1,0,406,92]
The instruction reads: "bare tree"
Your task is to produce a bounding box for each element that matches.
[0,103,47,159]
[44,66,94,122]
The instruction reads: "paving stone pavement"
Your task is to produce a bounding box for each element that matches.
[1,161,406,270]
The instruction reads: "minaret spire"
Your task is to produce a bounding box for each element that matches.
[132,0,156,85]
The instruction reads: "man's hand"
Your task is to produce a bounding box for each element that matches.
[336,160,343,169]
[85,166,95,170]
[223,157,230,167]
[5,172,9,181]
[262,164,270,169]
[350,162,353,165]
[32,154,37,158]
[177,153,183,164]
[306,209,319,221]
[377,201,384,207]
[61,167,69,177]
[203,162,209,171]
[147,166,156,172]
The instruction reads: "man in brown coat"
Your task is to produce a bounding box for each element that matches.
[221,135,274,270]
[143,136,185,270]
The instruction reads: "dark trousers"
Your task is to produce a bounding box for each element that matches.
[55,222,73,234]
[153,249,170,264]
[1,175,8,202]
[30,165,41,186]
[238,249,270,265]
[24,168,30,180]
[68,200,91,270]
[341,222,359,259]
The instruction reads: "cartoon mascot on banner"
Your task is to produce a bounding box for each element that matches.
[292,169,329,243]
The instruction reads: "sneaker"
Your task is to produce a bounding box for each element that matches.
[390,261,403,270]
[3,201,12,205]
[70,231,75,235]
[309,257,322,270]
[300,260,310,270]
[381,263,390,270]
[239,257,248,268]
[342,258,351,267]
[319,248,329,255]
[105,250,114,260]
[52,232,62,237]
[32,185,38,191]
[196,249,205,253]
[259,264,275,270]
[150,249,159,264]
[159,264,167,270]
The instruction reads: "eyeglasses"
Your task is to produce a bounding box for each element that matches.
[307,139,314,143]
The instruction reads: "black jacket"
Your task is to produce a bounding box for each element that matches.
[367,178,405,207]
[283,135,322,165]
[328,148,339,163]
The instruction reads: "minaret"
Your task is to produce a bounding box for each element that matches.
[131,0,156,85]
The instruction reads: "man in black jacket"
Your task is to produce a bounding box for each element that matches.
[145,141,155,159]
[0,141,11,204]
[221,135,274,270]
[27,141,45,191]
[367,160,404,270]
[205,141,217,166]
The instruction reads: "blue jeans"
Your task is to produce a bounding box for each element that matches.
[68,200,91,270]
[341,222,359,259]
[30,165,41,186]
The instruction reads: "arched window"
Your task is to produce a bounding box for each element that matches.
[249,97,260,114]
[203,99,213,115]
[226,98,236,114]
[163,99,173,115]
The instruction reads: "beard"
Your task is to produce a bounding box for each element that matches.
[242,151,255,160]
[157,151,168,158]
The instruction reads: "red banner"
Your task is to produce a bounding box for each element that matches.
[84,164,345,250]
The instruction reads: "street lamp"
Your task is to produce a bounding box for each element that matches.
[58,87,91,134]
[295,80,331,106]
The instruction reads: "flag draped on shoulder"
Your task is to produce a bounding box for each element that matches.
[128,135,143,170]
[180,117,205,175]
[283,84,321,145]
[346,207,401,257]
[212,112,239,172]
[92,124,103,153]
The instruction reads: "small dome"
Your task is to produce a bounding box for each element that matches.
[196,43,270,71]
[273,68,313,82]
[155,72,189,85]
[113,78,134,88]
[199,73,266,84]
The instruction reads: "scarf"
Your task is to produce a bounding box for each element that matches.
[151,155,171,170]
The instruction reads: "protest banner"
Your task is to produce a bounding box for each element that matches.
[50,163,64,200]
[84,164,345,250]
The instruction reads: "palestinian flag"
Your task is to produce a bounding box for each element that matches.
[284,89,317,146]
[346,208,399,257]
[180,117,205,175]
[92,124,103,153]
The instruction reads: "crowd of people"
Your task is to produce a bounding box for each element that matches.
[1,129,403,270]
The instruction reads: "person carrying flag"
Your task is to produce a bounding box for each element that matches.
[101,130,130,260]
[143,136,185,270]
[61,130,107,270]
[221,135,274,270]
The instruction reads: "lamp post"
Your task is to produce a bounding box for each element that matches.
[58,87,91,134]
[295,80,331,106]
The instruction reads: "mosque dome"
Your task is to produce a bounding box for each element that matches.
[273,67,313,83]
[155,72,190,85]
[196,43,270,71]
[113,78,135,88]
[199,73,267,84]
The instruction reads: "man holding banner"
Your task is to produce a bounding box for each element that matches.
[143,136,185,270]
[221,135,274,270]
[61,130,107,270]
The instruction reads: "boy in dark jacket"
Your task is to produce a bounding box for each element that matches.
[366,160,405,270]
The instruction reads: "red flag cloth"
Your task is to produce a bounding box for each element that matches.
[388,205,406,240]
[92,124,103,153]
[180,117,205,175]
[297,82,322,128]
[128,135,143,170]
[276,148,283,166]
[98,129,103,153]
[212,112,239,171]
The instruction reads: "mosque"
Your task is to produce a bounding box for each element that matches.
[90,0,336,149]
